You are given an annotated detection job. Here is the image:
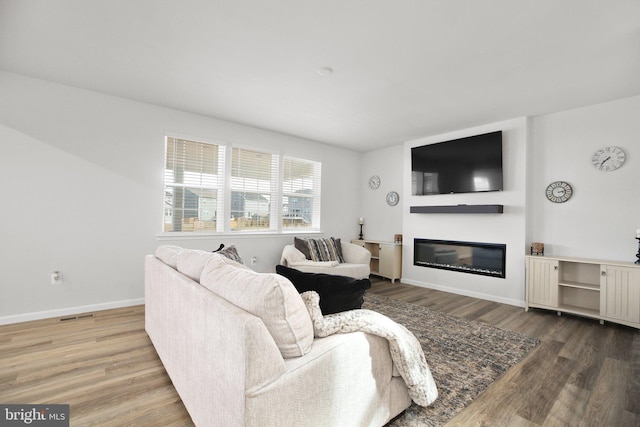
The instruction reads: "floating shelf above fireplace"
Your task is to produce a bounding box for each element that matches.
[410,204,504,214]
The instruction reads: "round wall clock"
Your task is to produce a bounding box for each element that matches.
[591,146,626,171]
[368,175,380,190]
[386,191,399,206]
[545,181,573,203]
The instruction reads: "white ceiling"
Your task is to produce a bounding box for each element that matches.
[1,0,639,151]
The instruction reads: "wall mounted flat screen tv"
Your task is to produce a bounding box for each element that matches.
[411,131,503,195]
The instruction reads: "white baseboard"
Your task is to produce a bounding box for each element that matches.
[401,278,525,308]
[0,298,145,326]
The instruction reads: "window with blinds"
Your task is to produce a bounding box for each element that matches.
[163,135,321,234]
[282,156,321,230]
[164,137,225,232]
[230,147,279,232]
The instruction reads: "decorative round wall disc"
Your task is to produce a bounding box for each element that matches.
[386,191,399,206]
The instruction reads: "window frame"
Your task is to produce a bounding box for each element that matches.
[226,144,280,234]
[281,155,322,232]
[160,135,322,237]
[162,135,226,235]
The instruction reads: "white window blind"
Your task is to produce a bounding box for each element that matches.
[230,147,279,232]
[282,156,321,230]
[164,137,225,232]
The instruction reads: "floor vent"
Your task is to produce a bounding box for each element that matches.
[59,313,95,322]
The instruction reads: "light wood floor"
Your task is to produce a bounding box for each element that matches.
[1,279,638,426]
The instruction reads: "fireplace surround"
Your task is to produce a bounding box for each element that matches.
[414,238,506,278]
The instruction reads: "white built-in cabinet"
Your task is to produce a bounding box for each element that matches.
[352,240,402,283]
[525,255,640,329]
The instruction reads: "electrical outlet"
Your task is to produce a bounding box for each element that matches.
[51,271,62,285]
[251,257,257,265]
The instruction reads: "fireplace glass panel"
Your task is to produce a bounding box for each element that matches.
[414,239,506,278]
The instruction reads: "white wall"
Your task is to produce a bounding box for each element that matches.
[0,71,361,323]
[402,118,528,306]
[359,145,404,242]
[528,95,640,261]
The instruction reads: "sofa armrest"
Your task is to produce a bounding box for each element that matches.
[245,332,411,427]
[280,244,307,267]
[341,241,371,265]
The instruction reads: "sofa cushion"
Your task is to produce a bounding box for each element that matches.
[201,255,313,358]
[294,237,312,260]
[306,237,345,263]
[155,245,184,269]
[276,265,371,315]
[213,244,244,264]
[333,238,344,261]
[176,249,218,282]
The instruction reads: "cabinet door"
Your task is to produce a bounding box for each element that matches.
[378,244,393,278]
[526,257,559,307]
[378,244,401,282]
[600,265,640,324]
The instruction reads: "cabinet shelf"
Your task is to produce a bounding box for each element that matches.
[557,304,600,318]
[558,281,600,291]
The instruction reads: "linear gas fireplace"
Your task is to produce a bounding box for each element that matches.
[414,238,506,278]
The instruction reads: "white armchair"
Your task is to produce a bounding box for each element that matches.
[280,241,371,279]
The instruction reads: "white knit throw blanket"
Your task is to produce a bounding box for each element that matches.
[300,291,438,407]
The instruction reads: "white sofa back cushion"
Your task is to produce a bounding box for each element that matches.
[155,245,184,269]
[176,249,219,282]
[201,254,314,358]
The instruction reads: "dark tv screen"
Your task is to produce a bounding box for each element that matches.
[411,131,503,195]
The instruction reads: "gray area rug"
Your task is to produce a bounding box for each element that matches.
[362,293,540,427]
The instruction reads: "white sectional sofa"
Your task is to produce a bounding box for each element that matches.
[145,245,412,427]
